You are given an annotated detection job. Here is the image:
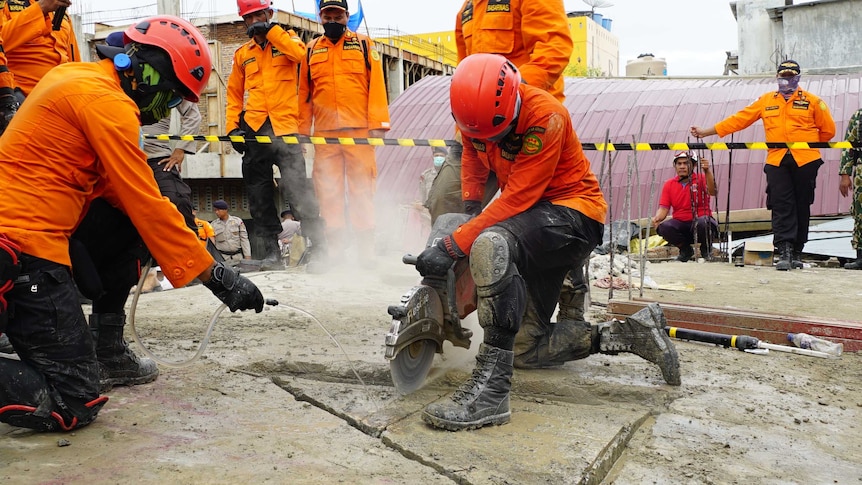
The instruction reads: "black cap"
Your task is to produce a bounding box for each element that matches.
[213,200,229,210]
[777,60,801,76]
[432,146,448,156]
[319,0,348,11]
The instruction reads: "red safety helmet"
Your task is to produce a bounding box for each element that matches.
[238,0,271,17]
[450,53,522,140]
[123,16,212,103]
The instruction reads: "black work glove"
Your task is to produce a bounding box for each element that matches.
[203,262,264,313]
[228,128,247,154]
[416,235,465,277]
[247,21,274,38]
[0,88,19,137]
[463,200,482,217]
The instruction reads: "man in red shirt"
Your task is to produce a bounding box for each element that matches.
[652,151,718,261]
[415,54,679,432]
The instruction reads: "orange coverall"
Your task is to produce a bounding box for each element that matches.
[0,34,12,90]
[226,25,306,135]
[298,31,390,251]
[715,89,836,167]
[0,59,212,288]
[453,84,607,254]
[456,0,572,101]
[0,0,79,96]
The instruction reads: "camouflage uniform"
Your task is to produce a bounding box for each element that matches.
[839,109,862,250]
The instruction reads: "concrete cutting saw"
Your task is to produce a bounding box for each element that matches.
[385,214,475,393]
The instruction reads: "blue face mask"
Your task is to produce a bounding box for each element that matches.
[777,75,800,96]
[433,156,445,168]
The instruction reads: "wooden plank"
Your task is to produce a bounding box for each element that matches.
[606,299,862,352]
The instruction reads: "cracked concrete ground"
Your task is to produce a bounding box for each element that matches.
[1,252,860,484]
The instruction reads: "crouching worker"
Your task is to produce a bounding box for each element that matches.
[415,54,680,432]
[0,16,264,433]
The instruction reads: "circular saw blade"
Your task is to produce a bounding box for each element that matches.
[389,339,436,394]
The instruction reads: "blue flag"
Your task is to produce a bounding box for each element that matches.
[348,0,364,32]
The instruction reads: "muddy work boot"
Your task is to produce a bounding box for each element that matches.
[598,303,680,385]
[676,245,694,262]
[792,250,804,270]
[260,239,285,271]
[844,249,862,270]
[90,313,159,392]
[775,241,793,271]
[422,343,514,431]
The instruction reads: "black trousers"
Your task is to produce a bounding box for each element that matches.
[483,202,604,335]
[764,154,823,250]
[240,116,326,250]
[0,254,100,416]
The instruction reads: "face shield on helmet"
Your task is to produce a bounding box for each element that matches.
[450,53,522,141]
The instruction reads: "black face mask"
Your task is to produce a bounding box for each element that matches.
[323,22,346,41]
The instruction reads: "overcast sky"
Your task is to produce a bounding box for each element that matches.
[76,0,739,76]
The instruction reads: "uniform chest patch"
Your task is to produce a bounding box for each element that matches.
[486,0,511,13]
[792,100,810,110]
[343,38,362,51]
[764,105,779,111]
[461,0,474,23]
[471,139,487,152]
[7,0,28,11]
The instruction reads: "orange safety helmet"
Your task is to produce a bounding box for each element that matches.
[450,53,522,140]
[237,0,271,17]
[123,16,211,103]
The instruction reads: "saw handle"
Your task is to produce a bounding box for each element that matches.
[665,326,760,350]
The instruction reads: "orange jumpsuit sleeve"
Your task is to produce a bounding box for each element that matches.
[0,3,78,94]
[455,0,572,101]
[298,38,316,135]
[454,116,564,254]
[225,47,246,134]
[714,94,765,138]
[365,37,390,132]
[0,38,12,90]
[515,0,572,98]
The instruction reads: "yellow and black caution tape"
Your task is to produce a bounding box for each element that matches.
[144,134,862,151]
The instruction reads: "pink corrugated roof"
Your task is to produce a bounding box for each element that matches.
[376,74,862,222]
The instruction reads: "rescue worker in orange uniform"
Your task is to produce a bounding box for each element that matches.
[426,0,573,224]
[0,0,79,99]
[691,60,836,271]
[0,16,264,433]
[298,0,390,266]
[227,0,328,273]
[415,54,679,432]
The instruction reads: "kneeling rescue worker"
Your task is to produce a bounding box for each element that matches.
[415,53,680,432]
[0,16,264,433]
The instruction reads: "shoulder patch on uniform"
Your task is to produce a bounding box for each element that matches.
[522,133,543,155]
[819,101,828,111]
[371,50,380,61]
